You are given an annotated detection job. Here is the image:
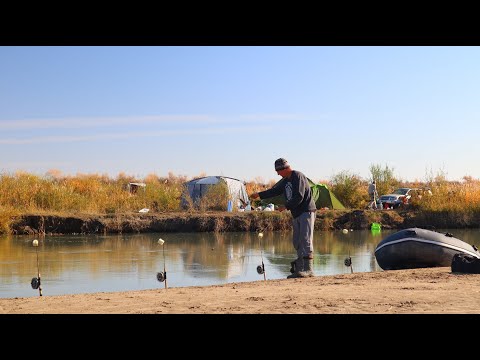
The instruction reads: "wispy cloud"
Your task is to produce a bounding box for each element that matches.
[0,113,309,130]
[0,125,273,144]
[0,115,216,130]
[1,161,71,170]
[237,113,317,121]
[0,113,314,144]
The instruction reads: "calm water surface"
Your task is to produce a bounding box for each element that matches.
[2,228,480,298]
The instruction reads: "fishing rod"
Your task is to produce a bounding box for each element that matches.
[342,229,354,273]
[256,231,266,281]
[30,239,43,296]
[156,238,167,289]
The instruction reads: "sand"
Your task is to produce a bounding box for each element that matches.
[1,267,479,314]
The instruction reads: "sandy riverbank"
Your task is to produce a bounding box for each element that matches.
[1,266,479,314]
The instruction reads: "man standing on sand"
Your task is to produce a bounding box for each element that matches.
[250,158,317,278]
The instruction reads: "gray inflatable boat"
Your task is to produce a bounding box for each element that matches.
[374,227,480,270]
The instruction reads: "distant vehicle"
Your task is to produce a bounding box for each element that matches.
[379,188,429,209]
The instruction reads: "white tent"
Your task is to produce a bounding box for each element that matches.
[181,176,249,210]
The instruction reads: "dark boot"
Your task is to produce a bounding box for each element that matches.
[287,258,303,278]
[302,257,314,277]
[287,257,311,279]
[287,254,314,279]
[290,259,298,274]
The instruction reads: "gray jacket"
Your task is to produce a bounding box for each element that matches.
[258,170,316,219]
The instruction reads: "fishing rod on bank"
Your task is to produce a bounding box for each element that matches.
[30,239,43,296]
[256,231,267,281]
[342,228,354,274]
[156,238,167,289]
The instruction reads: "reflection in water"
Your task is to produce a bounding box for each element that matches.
[1,228,479,298]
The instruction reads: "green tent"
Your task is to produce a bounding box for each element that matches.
[260,178,345,210]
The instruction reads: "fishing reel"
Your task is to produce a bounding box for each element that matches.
[156,271,166,282]
[344,256,354,273]
[31,277,41,290]
[256,264,265,275]
[344,257,352,267]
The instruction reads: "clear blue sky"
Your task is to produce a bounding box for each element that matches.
[1,46,479,184]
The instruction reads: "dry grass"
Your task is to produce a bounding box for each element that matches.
[2,170,480,234]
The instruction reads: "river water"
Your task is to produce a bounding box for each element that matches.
[2,228,480,298]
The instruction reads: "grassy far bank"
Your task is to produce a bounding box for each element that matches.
[2,166,480,235]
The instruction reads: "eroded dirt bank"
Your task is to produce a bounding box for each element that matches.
[9,209,480,235]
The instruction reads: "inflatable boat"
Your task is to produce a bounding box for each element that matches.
[374,227,480,270]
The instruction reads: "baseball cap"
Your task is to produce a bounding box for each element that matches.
[274,158,290,171]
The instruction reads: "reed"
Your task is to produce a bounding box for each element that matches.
[2,168,480,235]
